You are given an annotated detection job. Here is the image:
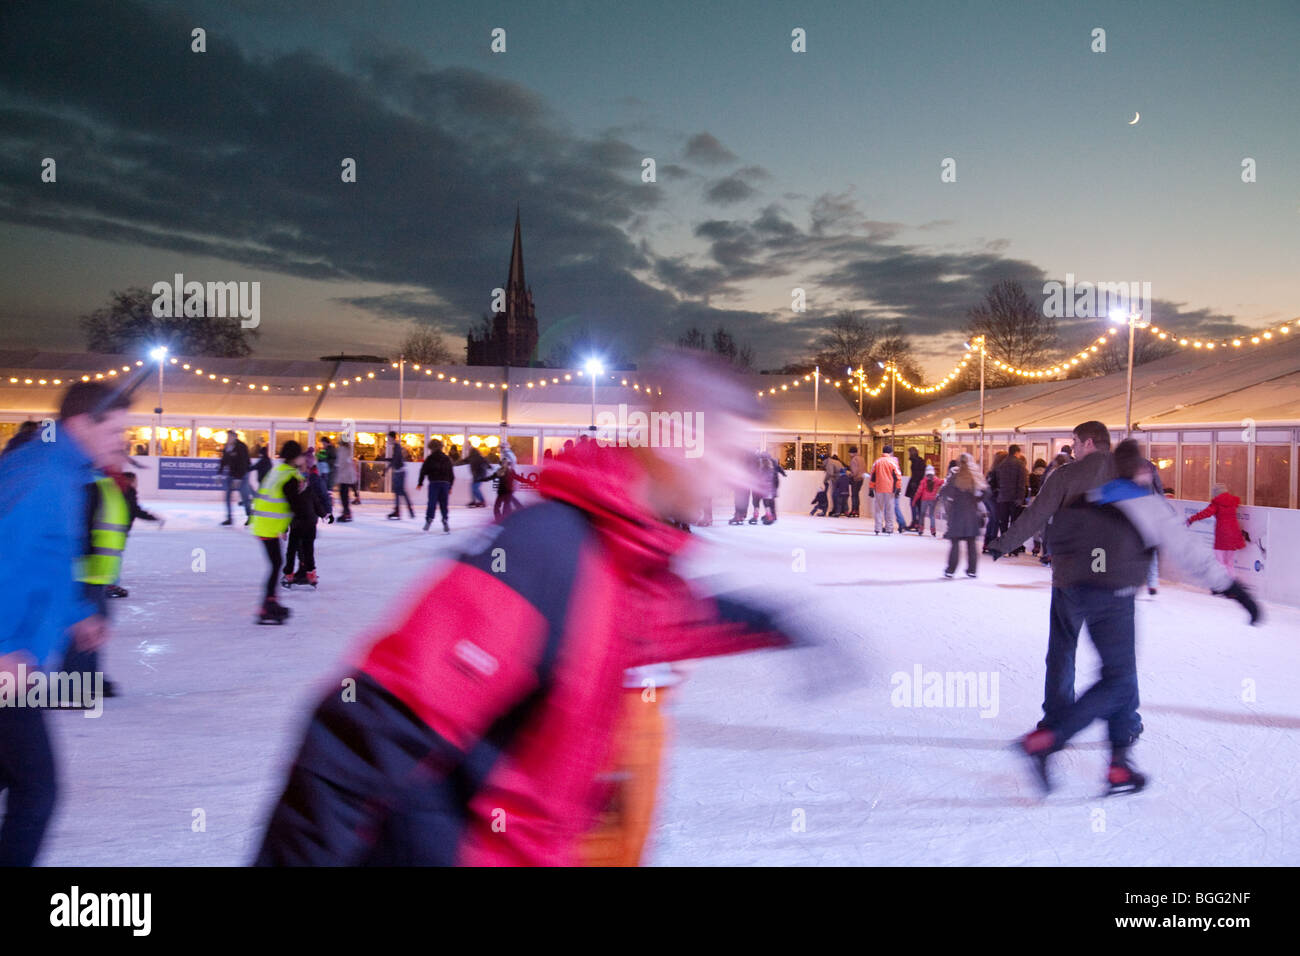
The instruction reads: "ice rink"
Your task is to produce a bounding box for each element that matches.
[29,495,1300,866]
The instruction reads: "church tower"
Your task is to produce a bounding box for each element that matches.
[467,210,539,366]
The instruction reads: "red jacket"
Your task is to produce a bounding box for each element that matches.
[1188,493,1246,550]
[256,445,795,866]
[912,476,944,504]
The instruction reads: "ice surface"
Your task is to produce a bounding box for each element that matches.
[27,498,1299,866]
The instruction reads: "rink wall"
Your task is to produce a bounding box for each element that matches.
[1161,499,1300,610]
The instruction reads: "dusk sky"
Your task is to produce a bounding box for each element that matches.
[1,0,1296,375]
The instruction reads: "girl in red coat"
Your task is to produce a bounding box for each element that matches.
[1187,483,1246,573]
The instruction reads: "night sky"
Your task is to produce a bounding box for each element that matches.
[1,0,1296,375]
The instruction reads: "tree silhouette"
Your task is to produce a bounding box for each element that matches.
[81,287,255,357]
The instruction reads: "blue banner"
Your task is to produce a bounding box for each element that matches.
[158,457,225,491]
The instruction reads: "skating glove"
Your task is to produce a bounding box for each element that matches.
[1216,580,1262,625]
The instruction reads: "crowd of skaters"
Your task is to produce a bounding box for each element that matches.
[0,367,1270,865]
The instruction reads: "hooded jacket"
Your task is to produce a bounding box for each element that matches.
[1089,479,1232,593]
[256,445,795,866]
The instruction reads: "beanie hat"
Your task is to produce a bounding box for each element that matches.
[279,440,303,460]
[925,465,936,475]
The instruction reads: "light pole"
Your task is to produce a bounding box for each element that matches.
[397,352,405,437]
[849,365,864,453]
[812,365,821,466]
[149,346,167,456]
[876,360,896,448]
[585,357,603,430]
[965,336,987,471]
[1111,308,1149,436]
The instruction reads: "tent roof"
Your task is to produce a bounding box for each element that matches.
[868,332,1300,434]
[0,350,864,432]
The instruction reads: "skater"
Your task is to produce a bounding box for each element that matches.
[386,432,415,519]
[253,444,273,484]
[938,455,985,577]
[417,438,454,532]
[992,444,1029,551]
[831,466,851,518]
[988,421,1145,756]
[254,351,805,866]
[334,440,358,521]
[284,454,332,589]
[251,440,308,623]
[911,465,944,536]
[809,487,829,517]
[316,436,337,489]
[62,463,136,698]
[217,429,252,526]
[101,469,162,600]
[465,443,489,508]
[869,445,903,533]
[904,447,925,529]
[493,443,521,519]
[848,446,865,517]
[1092,441,1260,623]
[1016,440,1260,796]
[754,449,785,524]
[1,381,127,865]
[1186,483,1246,574]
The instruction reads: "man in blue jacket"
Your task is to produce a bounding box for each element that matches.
[0,382,129,865]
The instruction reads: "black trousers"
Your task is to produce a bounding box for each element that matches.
[285,526,316,576]
[261,536,283,600]
[336,483,355,517]
[946,537,979,575]
[0,705,58,866]
[850,477,863,514]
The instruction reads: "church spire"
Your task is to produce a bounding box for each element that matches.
[507,207,525,291]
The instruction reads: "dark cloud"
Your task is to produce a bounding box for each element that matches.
[682,132,738,165]
[704,174,757,205]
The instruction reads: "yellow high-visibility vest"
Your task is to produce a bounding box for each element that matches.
[78,476,129,585]
[250,463,299,537]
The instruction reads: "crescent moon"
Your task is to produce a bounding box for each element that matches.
[1129,111,1140,125]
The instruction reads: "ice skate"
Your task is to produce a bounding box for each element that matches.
[107,584,129,598]
[258,599,291,625]
[442,518,450,533]
[281,572,294,589]
[387,511,400,520]
[423,518,432,531]
[1105,747,1148,796]
[1017,729,1058,795]
[747,514,758,524]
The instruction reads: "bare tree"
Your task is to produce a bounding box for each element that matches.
[676,325,754,370]
[810,310,879,372]
[398,327,454,365]
[962,279,1059,388]
[81,287,255,357]
[1066,325,1179,378]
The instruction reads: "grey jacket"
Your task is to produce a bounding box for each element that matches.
[993,451,1149,590]
[1100,486,1233,593]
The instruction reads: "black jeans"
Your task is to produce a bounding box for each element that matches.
[336,483,355,518]
[850,477,863,514]
[261,536,283,600]
[1042,585,1141,747]
[0,704,58,865]
[285,526,316,576]
[946,537,978,575]
[424,481,450,522]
